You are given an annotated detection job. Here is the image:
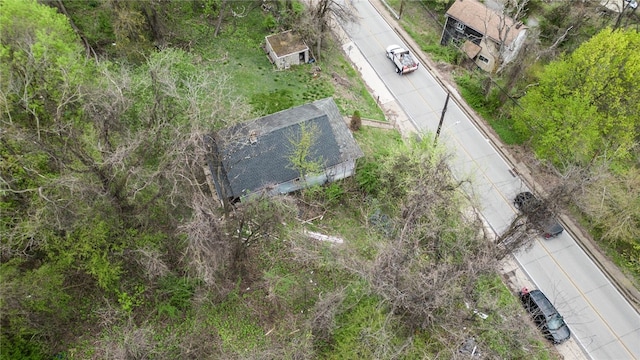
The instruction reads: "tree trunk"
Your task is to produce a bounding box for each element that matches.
[214,0,228,37]
[142,3,163,44]
[53,0,97,58]
[482,76,493,99]
[316,35,322,63]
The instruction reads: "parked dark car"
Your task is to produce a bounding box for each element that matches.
[542,219,564,239]
[513,191,564,238]
[519,288,571,344]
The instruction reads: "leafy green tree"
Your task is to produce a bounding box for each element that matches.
[0,0,92,263]
[1,0,251,354]
[0,0,88,137]
[579,168,640,245]
[288,122,323,181]
[513,28,640,168]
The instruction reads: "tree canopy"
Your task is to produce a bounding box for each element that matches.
[513,28,640,168]
[1,0,248,354]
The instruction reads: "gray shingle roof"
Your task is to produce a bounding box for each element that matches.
[208,98,363,199]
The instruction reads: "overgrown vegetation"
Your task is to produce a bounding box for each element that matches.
[2,0,625,357]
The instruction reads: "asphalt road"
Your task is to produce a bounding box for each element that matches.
[338,1,640,358]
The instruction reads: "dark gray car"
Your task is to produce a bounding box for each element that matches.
[519,288,571,344]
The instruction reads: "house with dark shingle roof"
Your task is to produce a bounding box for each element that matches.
[205,98,363,203]
[440,0,527,72]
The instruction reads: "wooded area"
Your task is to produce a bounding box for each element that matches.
[0,0,638,358]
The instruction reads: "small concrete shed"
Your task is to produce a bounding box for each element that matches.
[264,30,311,70]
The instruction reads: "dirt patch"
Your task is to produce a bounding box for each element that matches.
[433,62,459,90]
[332,71,351,87]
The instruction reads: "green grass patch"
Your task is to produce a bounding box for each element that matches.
[453,72,497,117]
[323,283,393,359]
[190,8,383,120]
[353,126,404,154]
[206,286,268,353]
[422,42,461,64]
[486,114,527,145]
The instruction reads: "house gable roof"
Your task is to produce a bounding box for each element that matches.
[209,98,363,199]
[446,0,526,45]
[462,40,482,59]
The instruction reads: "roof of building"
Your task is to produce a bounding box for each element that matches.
[445,0,526,45]
[462,41,482,59]
[265,30,309,57]
[207,98,363,199]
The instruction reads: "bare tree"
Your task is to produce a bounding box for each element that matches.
[309,288,347,349]
[341,139,499,331]
[179,192,232,288]
[494,163,602,259]
[294,0,357,61]
[213,0,230,37]
[472,0,530,100]
[0,42,254,295]
[209,0,259,37]
[493,208,546,260]
[495,0,529,73]
[601,0,640,29]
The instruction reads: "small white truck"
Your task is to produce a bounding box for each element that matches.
[385,44,419,75]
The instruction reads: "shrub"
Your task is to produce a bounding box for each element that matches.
[156,275,197,318]
[355,160,381,195]
[324,183,345,205]
[262,14,277,31]
[350,110,362,131]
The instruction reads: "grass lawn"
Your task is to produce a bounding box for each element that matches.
[185,7,385,121]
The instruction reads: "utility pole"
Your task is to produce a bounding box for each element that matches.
[434,92,451,145]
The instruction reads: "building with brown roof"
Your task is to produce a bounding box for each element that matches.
[440,0,527,72]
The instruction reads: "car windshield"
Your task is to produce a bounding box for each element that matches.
[547,314,564,330]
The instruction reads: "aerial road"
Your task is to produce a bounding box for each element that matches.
[338,1,640,358]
